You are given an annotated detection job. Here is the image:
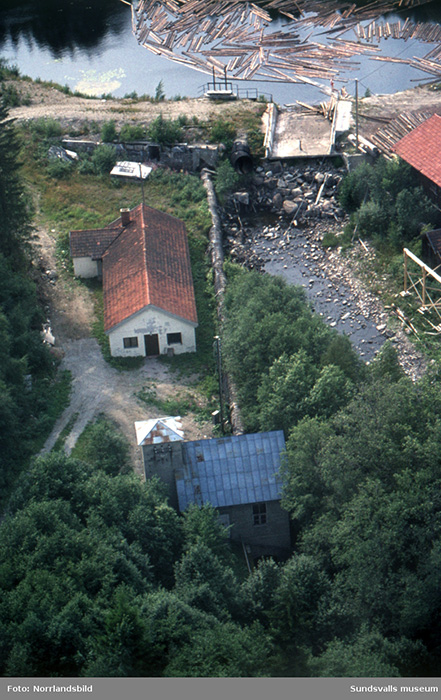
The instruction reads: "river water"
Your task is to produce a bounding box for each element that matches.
[1,1,441,105]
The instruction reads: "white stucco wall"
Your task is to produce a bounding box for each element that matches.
[107,305,197,357]
[73,257,99,278]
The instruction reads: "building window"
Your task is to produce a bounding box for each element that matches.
[167,332,182,345]
[123,336,138,348]
[253,502,267,526]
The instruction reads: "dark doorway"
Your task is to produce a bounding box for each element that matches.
[144,334,159,356]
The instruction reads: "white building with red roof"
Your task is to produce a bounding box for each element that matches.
[70,204,198,358]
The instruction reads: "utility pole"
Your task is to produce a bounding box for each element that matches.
[213,335,224,433]
[355,78,359,151]
[139,162,145,206]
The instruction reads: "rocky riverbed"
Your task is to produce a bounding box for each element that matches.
[223,161,428,380]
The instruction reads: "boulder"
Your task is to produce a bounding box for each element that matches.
[233,192,249,205]
[282,200,298,215]
[272,193,283,209]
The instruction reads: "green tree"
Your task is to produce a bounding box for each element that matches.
[308,627,403,677]
[181,503,231,563]
[75,417,131,476]
[306,365,354,419]
[174,542,240,620]
[257,351,318,434]
[320,334,363,383]
[0,102,33,263]
[368,341,403,383]
[270,554,331,653]
[85,586,152,677]
[155,79,165,102]
[164,621,271,677]
[241,558,281,627]
[222,271,332,431]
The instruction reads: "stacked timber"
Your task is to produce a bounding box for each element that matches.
[369,110,438,154]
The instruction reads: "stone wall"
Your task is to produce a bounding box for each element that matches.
[62,138,220,172]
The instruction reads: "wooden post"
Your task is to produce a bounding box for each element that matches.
[404,249,408,292]
[422,267,426,307]
[355,78,359,150]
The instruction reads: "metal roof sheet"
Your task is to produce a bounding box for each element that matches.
[134,417,184,445]
[176,431,286,511]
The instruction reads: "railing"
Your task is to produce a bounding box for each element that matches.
[199,82,273,102]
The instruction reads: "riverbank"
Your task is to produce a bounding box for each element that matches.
[5,76,441,137]
[6,78,265,130]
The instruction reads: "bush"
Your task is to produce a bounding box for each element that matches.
[77,153,95,175]
[1,83,21,108]
[46,158,74,179]
[209,119,236,150]
[354,199,388,239]
[322,231,340,248]
[214,160,239,203]
[147,114,183,145]
[337,161,374,212]
[395,187,436,241]
[100,120,117,142]
[29,118,63,139]
[119,123,147,141]
[91,144,117,175]
[338,156,439,249]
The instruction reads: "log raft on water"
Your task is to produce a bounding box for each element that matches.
[129,0,441,87]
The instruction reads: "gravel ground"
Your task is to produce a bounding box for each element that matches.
[40,338,212,476]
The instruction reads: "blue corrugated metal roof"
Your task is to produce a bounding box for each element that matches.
[175,431,286,512]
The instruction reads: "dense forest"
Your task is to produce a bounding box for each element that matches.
[221,268,441,676]
[2,97,441,678]
[0,101,70,500]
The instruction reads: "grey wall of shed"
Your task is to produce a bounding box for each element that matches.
[217,500,291,558]
[142,442,183,510]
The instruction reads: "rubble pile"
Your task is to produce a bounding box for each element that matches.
[232,160,346,220]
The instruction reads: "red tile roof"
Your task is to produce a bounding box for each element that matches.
[102,204,198,331]
[69,226,121,260]
[393,114,441,188]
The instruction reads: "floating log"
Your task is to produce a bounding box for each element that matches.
[127,0,441,87]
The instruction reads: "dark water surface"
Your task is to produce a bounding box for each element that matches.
[1,1,441,104]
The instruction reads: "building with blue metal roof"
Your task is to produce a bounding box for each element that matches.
[176,431,286,511]
[139,427,291,559]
